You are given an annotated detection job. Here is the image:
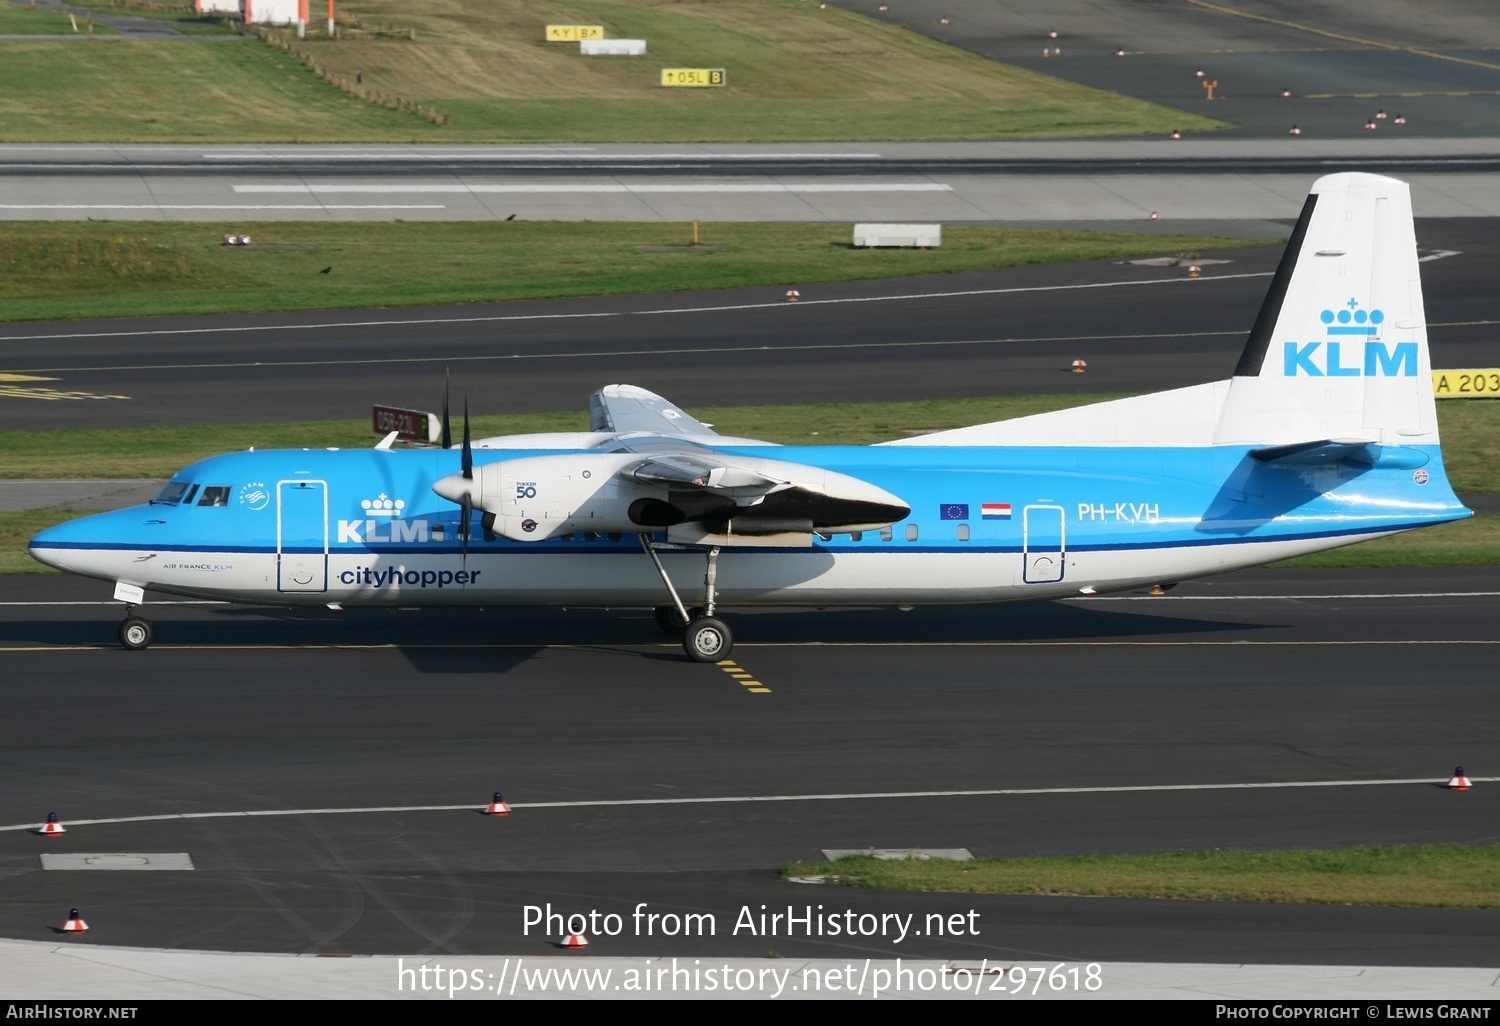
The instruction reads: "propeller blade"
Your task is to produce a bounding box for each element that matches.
[461,395,473,481]
[460,494,471,568]
[440,370,452,451]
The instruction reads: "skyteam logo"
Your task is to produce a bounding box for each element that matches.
[1284,298,1416,377]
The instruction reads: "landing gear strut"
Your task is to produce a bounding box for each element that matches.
[119,605,153,651]
[640,536,733,662]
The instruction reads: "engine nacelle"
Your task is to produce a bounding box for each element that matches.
[471,452,659,541]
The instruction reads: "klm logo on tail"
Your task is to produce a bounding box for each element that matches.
[1283,299,1416,377]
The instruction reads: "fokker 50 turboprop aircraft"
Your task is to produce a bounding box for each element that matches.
[30,173,1470,661]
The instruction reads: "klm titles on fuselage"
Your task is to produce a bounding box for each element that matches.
[1283,302,1417,377]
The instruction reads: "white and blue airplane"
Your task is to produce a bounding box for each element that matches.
[29,173,1470,661]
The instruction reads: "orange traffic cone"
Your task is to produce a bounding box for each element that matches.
[1447,767,1472,791]
[485,792,511,816]
[39,812,66,837]
[60,908,88,934]
[1070,359,1087,374]
[562,932,589,949]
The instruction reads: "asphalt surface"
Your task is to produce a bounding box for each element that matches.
[0,217,1494,432]
[1,568,1497,962]
[839,0,1500,140]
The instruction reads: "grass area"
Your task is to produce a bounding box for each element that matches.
[0,222,1269,321]
[784,846,1500,909]
[7,395,1496,573]
[0,0,1225,142]
[0,35,434,142]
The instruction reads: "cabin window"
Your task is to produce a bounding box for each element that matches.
[197,486,230,507]
[905,523,919,542]
[850,532,863,542]
[152,481,193,505]
[880,526,893,542]
[584,531,600,542]
[432,524,446,542]
[816,532,832,542]
[957,524,970,542]
[181,484,200,505]
[608,532,622,542]
[560,534,574,542]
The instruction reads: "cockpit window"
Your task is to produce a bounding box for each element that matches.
[197,486,230,508]
[152,481,192,505]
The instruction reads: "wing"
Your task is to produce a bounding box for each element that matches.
[589,384,718,438]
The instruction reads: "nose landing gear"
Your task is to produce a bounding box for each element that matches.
[119,606,153,651]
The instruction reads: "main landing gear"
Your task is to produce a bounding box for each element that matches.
[119,606,153,651]
[641,536,733,663]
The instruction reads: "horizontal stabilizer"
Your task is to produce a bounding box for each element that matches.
[1250,439,1378,464]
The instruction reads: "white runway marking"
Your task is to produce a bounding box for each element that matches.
[0,204,445,211]
[1073,591,1500,601]
[0,272,1270,343]
[234,183,952,194]
[1,775,1489,833]
[206,151,881,160]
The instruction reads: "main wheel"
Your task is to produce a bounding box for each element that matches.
[683,616,732,663]
[653,605,704,634]
[119,616,153,651]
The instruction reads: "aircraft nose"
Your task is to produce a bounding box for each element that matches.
[27,518,93,573]
[27,523,64,569]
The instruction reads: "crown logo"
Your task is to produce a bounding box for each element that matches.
[360,493,406,517]
[1320,298,1384,336]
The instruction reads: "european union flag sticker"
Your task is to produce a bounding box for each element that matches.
[941,504,969,520]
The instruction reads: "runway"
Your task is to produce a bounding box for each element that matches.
[0,216,1495,433]
[0,568,1496,962]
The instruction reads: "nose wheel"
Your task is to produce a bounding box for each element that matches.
[119,613,153,651]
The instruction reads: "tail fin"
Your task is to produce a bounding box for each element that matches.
[1213,172,1437,447]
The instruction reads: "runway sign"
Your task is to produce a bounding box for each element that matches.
[1433,369,1500,397]
[373,405,439,443]
[546,25,604,41]
[661,68,726,87]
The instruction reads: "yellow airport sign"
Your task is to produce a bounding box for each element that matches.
[1433,369,1500,397]
[546,25,603,41]
[661,68,726,87]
